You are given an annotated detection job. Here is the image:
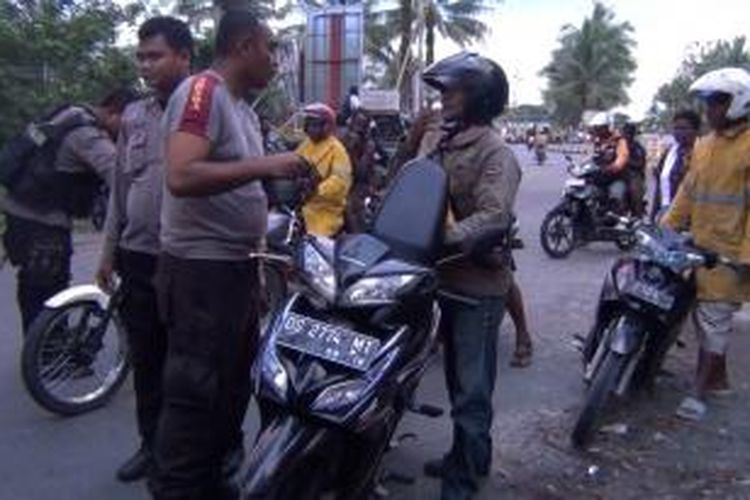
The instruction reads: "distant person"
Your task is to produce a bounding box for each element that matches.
[342,109,378,232]
[588,112,630,216]
[621,122,647,218]
[338,85,360,126]
[650,110,701,222]
[0,88,137,332]
[296,103,352,236]
[662,68,750,421]
[95,16,193,483]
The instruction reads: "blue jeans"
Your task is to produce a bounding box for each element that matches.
[440,295,506,500]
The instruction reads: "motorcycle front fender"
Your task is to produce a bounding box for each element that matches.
[609,315,645,355]
[243,414,332,497]
[44,284,109,310]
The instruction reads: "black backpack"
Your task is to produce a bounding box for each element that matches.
[0,105,102,216]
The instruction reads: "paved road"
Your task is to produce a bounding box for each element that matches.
[0,146,706,499]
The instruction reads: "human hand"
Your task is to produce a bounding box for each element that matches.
[95,255,115,294]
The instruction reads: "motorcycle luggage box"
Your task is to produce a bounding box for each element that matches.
[372,158,447,264]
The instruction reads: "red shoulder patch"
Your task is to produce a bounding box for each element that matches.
[177,73,220,138]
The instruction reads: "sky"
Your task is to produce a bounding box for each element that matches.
[446,0,750,119]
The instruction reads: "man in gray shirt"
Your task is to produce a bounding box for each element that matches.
[148,11,309,500]
[1,89,136,332]
[96,16,193,484]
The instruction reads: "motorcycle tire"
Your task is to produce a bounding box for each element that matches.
[21,301,130,416]
[540,205,577,259]
[571,350,627,448]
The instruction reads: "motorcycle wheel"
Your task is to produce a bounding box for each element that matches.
[571,350,627,448]
[21,301,130,416]
[540,205,577,259]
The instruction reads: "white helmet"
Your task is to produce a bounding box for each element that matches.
[586,111,612,127]
[689,67,750,120]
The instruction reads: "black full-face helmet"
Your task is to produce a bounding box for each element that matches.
[422,52,509,125]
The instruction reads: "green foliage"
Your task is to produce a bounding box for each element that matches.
[540,2,637,126]
[650,37,750,125]
[0,0,141,144]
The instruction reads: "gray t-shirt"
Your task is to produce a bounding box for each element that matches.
[160,71,268,260]
[102,96,165,259]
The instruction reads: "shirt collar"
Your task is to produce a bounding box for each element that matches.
[441,125,492,150]
[716,121,750,139]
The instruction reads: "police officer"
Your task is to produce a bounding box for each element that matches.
[417,52,522,500]
[95,16,193,483]
[149,11,309,499]
[1,89,137,333]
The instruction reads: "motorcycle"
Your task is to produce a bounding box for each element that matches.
[21,282,130,415]
[243,158,509,499]
[540,156,636,259]
[571,225,735,447]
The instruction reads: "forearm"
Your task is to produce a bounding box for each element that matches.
[168,155,288,197]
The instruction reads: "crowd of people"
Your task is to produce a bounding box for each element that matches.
[0,6,749,500]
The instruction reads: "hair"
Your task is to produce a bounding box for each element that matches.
[215,9,264,58]
[673,109,702,130]
[98,87,140,113]
[138,16,194,56]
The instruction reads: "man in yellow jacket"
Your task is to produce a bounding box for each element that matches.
[296,103,352,236]
[663,67,750,420]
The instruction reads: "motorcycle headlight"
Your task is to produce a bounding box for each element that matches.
[311,379,369,413]
[302,241,336,302]
[311,350,398,415]
[343,274,419,305]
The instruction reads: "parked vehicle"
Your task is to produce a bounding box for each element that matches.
[243,158,509,499]
[540,156,636,258]
[571,225,735,447]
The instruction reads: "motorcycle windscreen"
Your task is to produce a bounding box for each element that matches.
[372,157,447,264]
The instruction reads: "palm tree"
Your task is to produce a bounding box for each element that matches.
[423,0,495,65]
[541,2,637,125]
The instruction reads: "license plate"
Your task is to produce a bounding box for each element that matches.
[276,313,382,371]
[624,281,674,310]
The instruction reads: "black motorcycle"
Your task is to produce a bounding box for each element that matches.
[243,158,508,499]
[540,156,636,258]
[571,225,734,447]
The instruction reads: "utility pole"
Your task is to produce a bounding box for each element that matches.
[413,0,425,115]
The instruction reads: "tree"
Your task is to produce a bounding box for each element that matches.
[540,2,637,126]
[423,0,496,65]
[0,0,141,144]
[650,37,750,125]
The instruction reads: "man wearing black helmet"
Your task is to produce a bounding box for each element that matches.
[418,52,522,500]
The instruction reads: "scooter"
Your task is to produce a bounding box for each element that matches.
[243,158,510,499]
[571,225,736,447]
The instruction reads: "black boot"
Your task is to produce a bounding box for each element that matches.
[424,455,490,479]
[116,445,153,482]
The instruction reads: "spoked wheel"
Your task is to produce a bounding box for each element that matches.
[540,206,577,258]
[21,301,130,416]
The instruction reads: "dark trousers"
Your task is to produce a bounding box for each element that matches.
[148,254,260,500]
[116,249,166,448]
[627,171,645,218]
[2,213,71,333]
[440,296,506,500]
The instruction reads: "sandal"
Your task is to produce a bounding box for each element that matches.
[510,341,533,368]
[675,396,707,421]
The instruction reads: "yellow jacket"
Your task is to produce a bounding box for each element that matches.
[663,123,750,301]
[296,135,352,236]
